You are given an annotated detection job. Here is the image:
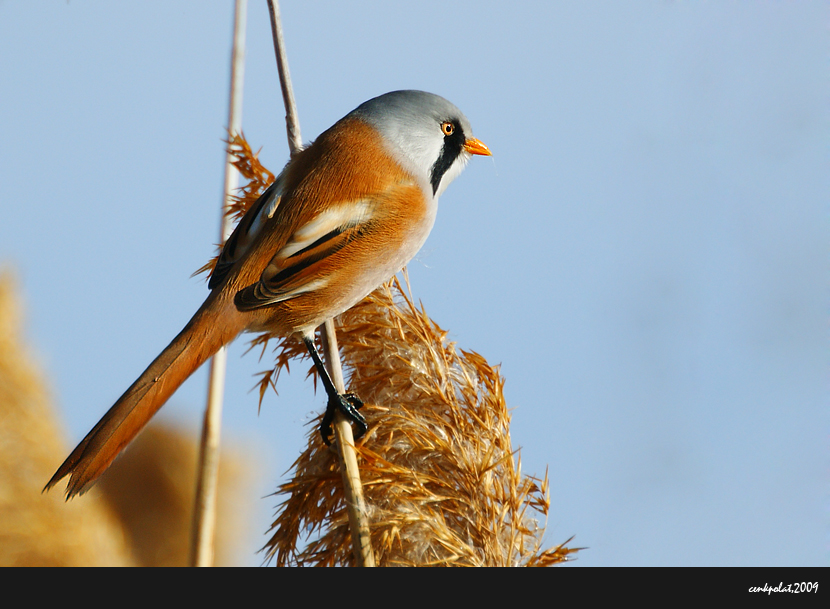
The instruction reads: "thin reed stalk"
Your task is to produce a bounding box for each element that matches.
[265,0,375,566]
[190,0,248,568]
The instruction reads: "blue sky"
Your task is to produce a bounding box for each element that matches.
[1,1,827,566]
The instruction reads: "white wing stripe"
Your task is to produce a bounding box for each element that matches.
[247,184,283,243]
[278,200,372,260]
[258,276,330,304]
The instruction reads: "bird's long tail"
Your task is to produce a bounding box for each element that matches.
[45,291,244,499]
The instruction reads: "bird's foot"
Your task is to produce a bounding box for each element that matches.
[320,392,366,445]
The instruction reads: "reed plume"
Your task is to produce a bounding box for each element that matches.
[262,275,577,566]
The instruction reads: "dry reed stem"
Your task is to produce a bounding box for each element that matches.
[265,0,374,565]
[191,0,249,568]
[266,0,302,155]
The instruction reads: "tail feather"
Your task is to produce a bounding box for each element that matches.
[45,292,244,499]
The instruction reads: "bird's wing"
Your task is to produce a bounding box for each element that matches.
[234,197,377,309]
[218,116,425,311]
[209,178,283,290]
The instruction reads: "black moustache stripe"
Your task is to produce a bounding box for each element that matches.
[430,123,466,195]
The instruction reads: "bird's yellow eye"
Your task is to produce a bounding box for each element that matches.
[441,121,454,136]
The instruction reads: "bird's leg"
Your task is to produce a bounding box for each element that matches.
[302,335,366,445]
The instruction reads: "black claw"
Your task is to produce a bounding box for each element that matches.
[342,392,364,411]
[320,392,367,445]
[320,407,335,446]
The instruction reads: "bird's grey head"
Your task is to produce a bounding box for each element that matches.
[350,90,478,198]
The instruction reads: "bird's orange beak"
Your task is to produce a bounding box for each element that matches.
[464,137,492,156]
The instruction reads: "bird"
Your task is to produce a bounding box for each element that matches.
[45,89,491,499]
